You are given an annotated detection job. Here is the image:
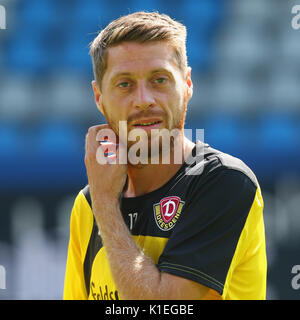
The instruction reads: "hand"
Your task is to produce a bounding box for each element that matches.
[84,124,128,210]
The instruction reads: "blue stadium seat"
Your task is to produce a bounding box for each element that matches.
[109,0,144,16]
[191,113,244,157]
[154,0,185,20]
[183,0,223,71]
[73,0,132,32]
[18,0,57,30]
[60,32,92,73]
[72,0,107,33]
[183,0,223,34]
[130,0,160,12]
[0,123,20,158]
[5,0,61,74]
[4,35,47,75]
[31,120,85,188]
[259,113,298,152]
[186,37,213,71]
[256,112,300,176]
[0,123,23,189]
[0,121,86,190]
[35,121,83,156]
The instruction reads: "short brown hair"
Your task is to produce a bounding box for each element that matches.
[89,11,188,89]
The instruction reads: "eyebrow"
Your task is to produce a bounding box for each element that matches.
[151,68,174,76]
[110,68,174,83]
[110,72,131,83]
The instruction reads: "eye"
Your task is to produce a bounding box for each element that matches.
[154,77,167,84]
[117,81,131,88]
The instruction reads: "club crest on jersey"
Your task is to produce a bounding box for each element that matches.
[153,196,185,231]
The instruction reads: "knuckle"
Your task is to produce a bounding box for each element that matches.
[88,127,94,134]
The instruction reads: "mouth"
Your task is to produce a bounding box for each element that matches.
[132,119,163,131]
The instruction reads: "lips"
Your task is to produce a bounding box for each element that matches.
[133,121,161,126]
[132,118,162,126]
[132,119,163,132]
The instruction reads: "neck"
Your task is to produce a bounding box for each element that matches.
[123,136,195,198]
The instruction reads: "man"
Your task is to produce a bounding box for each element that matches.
[63,11,267,300]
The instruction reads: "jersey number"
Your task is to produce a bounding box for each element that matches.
[128,212,138,230]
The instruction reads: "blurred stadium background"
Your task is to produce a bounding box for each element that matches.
[0,0,299,299]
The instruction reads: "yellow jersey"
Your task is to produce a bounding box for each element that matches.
[64,141,267,300]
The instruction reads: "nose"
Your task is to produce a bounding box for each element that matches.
[133,81,155,110]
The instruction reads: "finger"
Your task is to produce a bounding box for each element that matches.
[96,127,117,145]
[86,124,114,153]
[87,123,113,144]
[96,145,117,165]
[89,123,111,133]
[106,153,117,164]
[98,142,118,157]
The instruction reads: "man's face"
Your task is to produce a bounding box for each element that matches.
[93,41,193,151]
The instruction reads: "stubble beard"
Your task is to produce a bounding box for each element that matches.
[101,101,187,167]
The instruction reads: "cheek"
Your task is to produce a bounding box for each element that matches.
[101,103,116,129]
[101,100,130,136]
[102,95,127,119]
[169,89,184,114]
[168,91,186,129]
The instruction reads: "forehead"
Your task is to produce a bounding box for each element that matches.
[104,41,179,79]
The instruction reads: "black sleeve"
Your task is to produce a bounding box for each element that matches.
[157,167,257,295]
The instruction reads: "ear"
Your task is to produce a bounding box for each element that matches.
[185,67,193,101]
[91,80,104,115]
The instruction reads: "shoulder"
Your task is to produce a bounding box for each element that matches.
[69,185,94,246]
[181,141,261,209]
[71,185,93,222]
[186,141,259,189]
[81,184,92,208]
